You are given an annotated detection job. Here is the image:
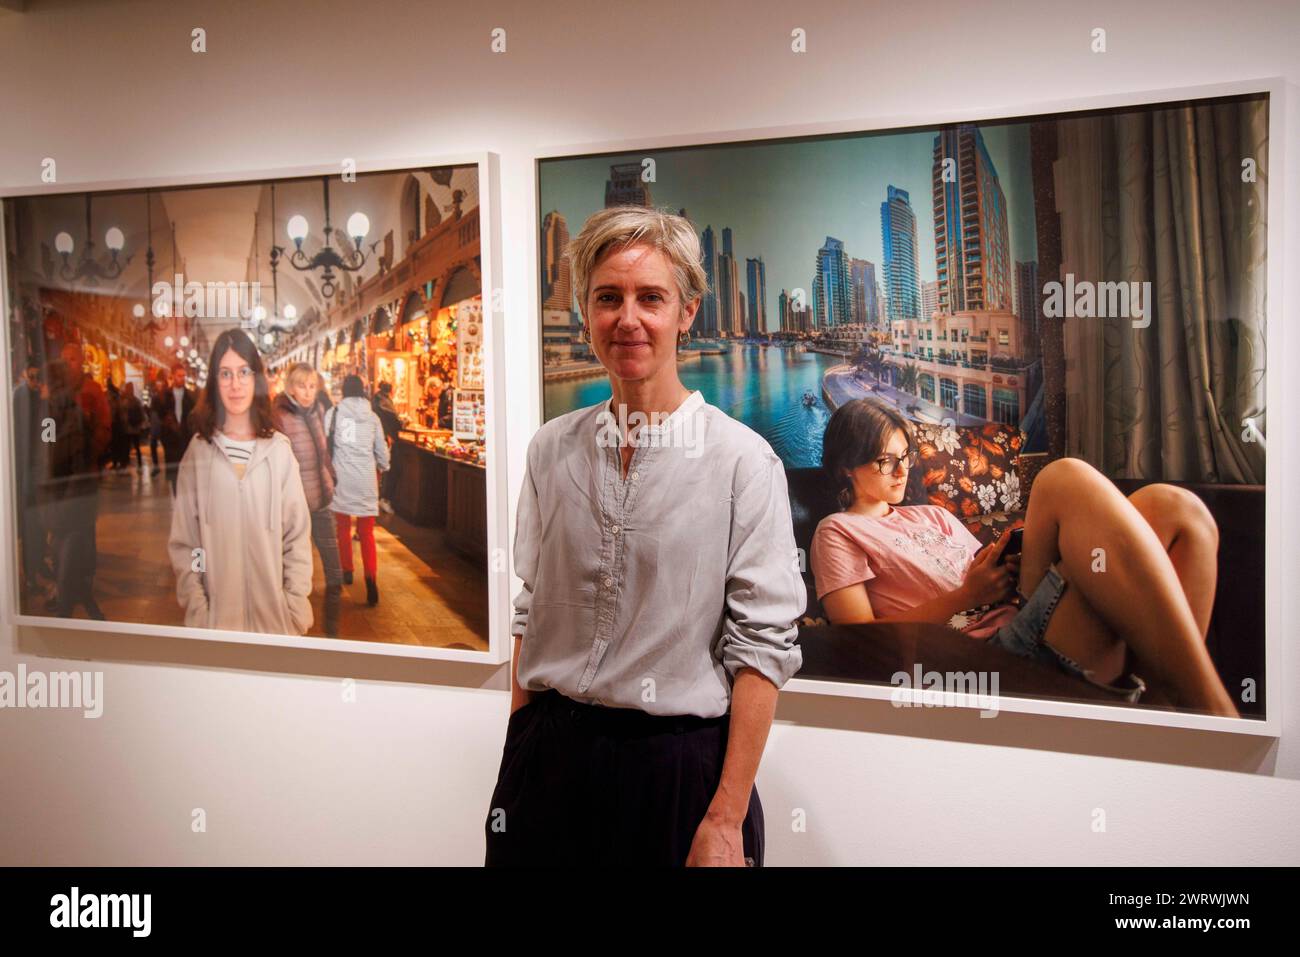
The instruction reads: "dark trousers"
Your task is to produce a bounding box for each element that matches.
[484,688,764,866]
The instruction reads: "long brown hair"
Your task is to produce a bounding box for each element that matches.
[190,329,277,441]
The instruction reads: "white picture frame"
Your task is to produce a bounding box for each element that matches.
[0,151,511,666]
[529,79,1284,735]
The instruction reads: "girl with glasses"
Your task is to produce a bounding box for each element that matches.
[167,330,315,636]
[809,398,1237,716]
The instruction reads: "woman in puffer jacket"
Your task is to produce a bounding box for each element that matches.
[324,374,391,607]
[272,363,343,637]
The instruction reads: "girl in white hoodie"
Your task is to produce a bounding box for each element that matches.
[168,330,314,635]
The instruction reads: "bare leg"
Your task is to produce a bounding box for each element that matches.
[1125,484,1219,641]
[1017,458,1237,717]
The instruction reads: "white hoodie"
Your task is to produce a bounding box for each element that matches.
[168,429,314,635]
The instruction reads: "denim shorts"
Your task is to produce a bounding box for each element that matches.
[987,562,1147,702]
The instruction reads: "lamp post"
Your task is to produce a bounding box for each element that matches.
[270,176,369,299]
[54,194,126,283]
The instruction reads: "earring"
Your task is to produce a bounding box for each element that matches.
[580,325,591,343]
[678,330,690,346]
[837,486,853,510]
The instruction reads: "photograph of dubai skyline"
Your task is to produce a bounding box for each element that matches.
[538,120,1044,468]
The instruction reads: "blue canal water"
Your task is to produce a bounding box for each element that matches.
[542,343,841,469]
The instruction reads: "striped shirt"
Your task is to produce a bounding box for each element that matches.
[215,430,256,479]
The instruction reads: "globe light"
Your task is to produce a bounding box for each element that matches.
[283,303,297,321]
[287,215,309,244]
[175,350,184,359]
[132,304,145,318]
[262,333,273,346]
[105,226,125,252]
[164,336,174,348]
[180,336,189,347]
[54,232,74,255]
[189,349,197,358]
[253,305,267,322]
[346,211,370,243]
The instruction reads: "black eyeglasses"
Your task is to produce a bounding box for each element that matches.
[874,448,920,475]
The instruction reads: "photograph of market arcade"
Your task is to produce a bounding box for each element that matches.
[6,165,489,649]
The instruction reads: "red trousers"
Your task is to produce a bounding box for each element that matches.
[334,513,377,578]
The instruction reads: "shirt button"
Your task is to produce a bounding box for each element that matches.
[630,471,639,481]
[610,524,621,535]
[602,575,613,588]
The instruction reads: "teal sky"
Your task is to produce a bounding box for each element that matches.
[540,121,1036,328]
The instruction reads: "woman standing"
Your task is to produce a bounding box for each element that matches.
[39,358,102,619]
[167,330,314,636]
[147,371,167,476]
[485,206,806,867]
[324,374,390,606]
[273,363,343,638]
[122,381,145,470]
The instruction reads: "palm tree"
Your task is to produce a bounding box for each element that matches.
[864,348,886,382]
[898,361,919,395]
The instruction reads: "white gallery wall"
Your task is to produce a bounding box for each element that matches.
[1,0,1297,865]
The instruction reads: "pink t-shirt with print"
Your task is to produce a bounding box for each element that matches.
[809,504,1018,639]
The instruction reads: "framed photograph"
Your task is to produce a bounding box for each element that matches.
[534,81,1279,732]
[2,152,509,663]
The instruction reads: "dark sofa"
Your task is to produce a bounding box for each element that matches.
[785,464,1266,717]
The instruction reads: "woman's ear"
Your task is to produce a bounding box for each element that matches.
[680,297,701,328]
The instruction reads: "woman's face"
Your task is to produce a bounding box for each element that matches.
[847,427,913,506]
[289,375,317,408]
[216,348,255,419]
[584,244,698,386]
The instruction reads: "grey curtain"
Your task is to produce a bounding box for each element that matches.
[1055,97,1267,484]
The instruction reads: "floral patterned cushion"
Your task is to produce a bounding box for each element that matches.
[961,510,1023,549]
[904,421,1026,546]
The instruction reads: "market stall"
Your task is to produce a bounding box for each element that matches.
[382,294,486,559]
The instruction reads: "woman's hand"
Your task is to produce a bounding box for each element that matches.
[959,528,1017,607]
[686,811,747,866]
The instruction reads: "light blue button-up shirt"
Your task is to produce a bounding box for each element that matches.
[511,389,806,718]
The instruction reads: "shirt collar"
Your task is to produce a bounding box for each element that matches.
[601,389,703,436]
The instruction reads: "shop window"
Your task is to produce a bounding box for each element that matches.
[919,374,935,402]
[993,387,1019,424]
[940,378,958,410]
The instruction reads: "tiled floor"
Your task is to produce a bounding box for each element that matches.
[20,460,489,650]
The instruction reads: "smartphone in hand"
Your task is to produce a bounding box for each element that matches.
[996,527,1024,566]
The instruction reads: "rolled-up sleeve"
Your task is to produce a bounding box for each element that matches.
[719,445,806,688]
[510,442,541,639]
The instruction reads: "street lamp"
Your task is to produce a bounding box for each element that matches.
[270,176,370,299]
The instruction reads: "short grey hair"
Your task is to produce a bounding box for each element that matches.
[567,205,709,319]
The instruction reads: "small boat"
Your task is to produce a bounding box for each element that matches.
[801,390,817,408]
